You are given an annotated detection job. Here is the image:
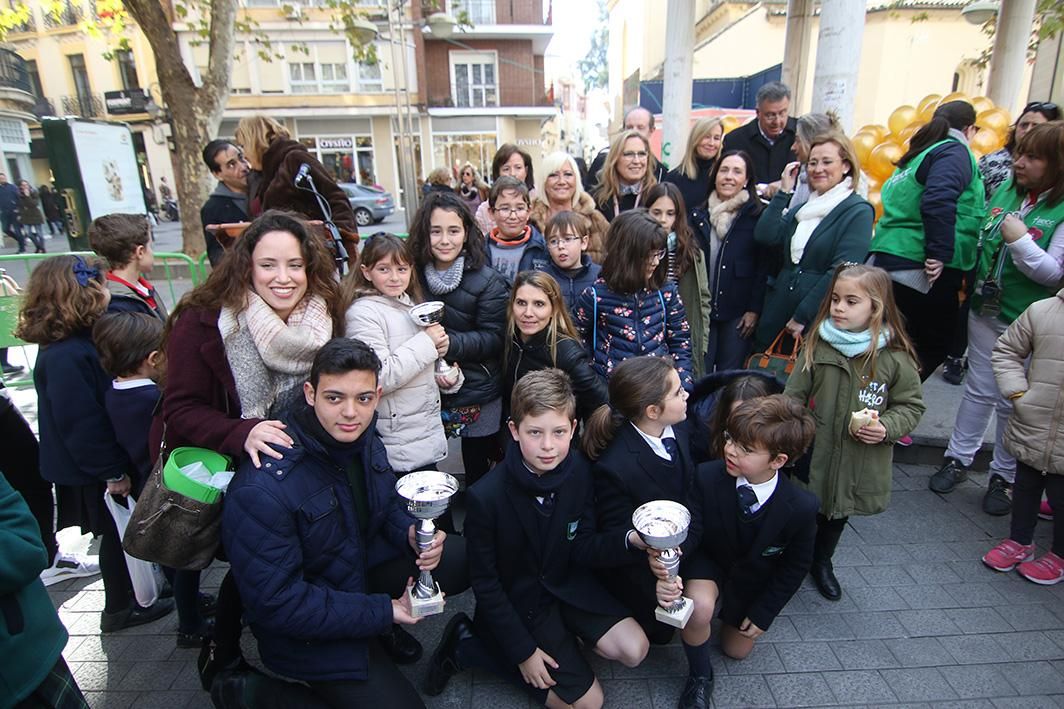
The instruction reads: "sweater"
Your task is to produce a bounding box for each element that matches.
[105,380,161,490]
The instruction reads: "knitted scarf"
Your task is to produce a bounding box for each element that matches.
[503,440,574,497]
[818,319,889,359]
[424,256,465,295]
[706,189,750,237]
[219,292,333,419]
[791,177,853,264]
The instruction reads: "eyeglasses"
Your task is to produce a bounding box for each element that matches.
[547,235,584,248]
[722,431,755,457]
[493,205,529,217]
[621,151,649,161]
[648,249,666,262]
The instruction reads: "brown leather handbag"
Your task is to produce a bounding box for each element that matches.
[745,331,801,380]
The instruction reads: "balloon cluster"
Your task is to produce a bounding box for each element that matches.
[852,92,1012,221]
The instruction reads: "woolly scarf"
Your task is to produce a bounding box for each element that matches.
[707,189,750,237]
[503,440,574,497]
[219,292,333,420]
[424,257,465,295]
[818,319,889,359]
[791,177,853,264]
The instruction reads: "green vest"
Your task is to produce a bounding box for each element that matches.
[972,179,1064,324]
[873,138,985,270]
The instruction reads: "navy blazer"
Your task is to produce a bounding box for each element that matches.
[465,448,631,667]
[691,199,769,322]
[692,461,817,631]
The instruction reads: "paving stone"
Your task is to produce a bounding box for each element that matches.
[896,609,964,637]
[942,634,1013,664]
[116,634,178,662]
[907,542,961,562]
[862,544,915,565]
[833,544,871,567]
[939,664,1020,699]
[82,691,138,709]
[775,641,841,672]
[619,645,685,678]
[906,561,965,585]
[830,639,901,670]
[790,613,855,641]
[73,661,133,691]
[884,637,953,667]
[765,672,836,707]
[822,669,897,704]
[720,642,783,675]
[64,634,134,663]
[995,632,1064,662]
[846,586,910,612]
[710,673,776,708]
[1047,630,1064,652]
[761,616,801,643]
[115,661,183,692]
[1001,661,1064,695]
[1004,605,1064,632]
[881,667,959,702]
[645,677,684,709]
[858,564,917,587]
[991,696,1061,708]
[942,581,1011,606]
[127,691,199,708]
[946,607,1014,634]
[898,584,957,610]
[795,589,859,614]
[841,611,908,639]
[599,679,652,708]
[469,682,531,709]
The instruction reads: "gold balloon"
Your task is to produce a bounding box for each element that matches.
[858,124,888,143]
[720,115,742,135]
[852,131,878,167]
[976,108,1011,135]
[898,121,925,146]
[916,94,941,117]
[971,96,994,114]
[869,142,904,183]
[941,91,971,105]
[969,128,1002,157]
[867,188,884,222]
[888,105,918,136]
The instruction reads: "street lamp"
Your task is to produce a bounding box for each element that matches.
[961,0,998,25]
[425,12,456,39]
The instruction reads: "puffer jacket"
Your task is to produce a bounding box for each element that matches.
[572,279,694,390]
[529,192,612,263]
[992,288,1064,475]
[785,340,925,519]
[539,254,602,311]
[503,329,608,421]
[345,292,459,471]
[420,263,509,408]
[222,408,414,682]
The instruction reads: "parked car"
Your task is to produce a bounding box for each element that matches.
[339,182,396,227]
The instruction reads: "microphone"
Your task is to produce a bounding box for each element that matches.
[294,164,311,185]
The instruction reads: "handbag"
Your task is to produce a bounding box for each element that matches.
[745,330,801,380]
[122,438,229,571]
[103,492,161,607]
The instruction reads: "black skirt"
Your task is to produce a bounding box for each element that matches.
[55,481,117,537]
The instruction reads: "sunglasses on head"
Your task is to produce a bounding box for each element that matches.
[1022,101,1060,118]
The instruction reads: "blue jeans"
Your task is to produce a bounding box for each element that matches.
[704,316,754,373]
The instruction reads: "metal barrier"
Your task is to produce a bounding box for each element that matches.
[0,251,201,389]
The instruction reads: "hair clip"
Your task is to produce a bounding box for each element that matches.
[840,261,861,268]
[72,256,100,287]
[365,231,389,243]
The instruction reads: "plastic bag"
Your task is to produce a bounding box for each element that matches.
[104,492,160,607]
[180,461,235,493]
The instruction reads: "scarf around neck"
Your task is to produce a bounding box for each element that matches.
[707,189,750,237]
[818,319,889,359]
[504,440,574,497]
[424,256,465,295]
[791,177,853,264]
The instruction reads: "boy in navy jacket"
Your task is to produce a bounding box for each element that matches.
[426,369,648,706]
[486,176,549,283]
[540,210,602,311]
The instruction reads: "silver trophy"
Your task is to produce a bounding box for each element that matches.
[395,470,459,617]
[409,300,454,375]
[633,500,694,628]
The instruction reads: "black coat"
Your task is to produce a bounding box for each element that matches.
[664,158,716,213]
[692,461,817,631]
[691,199,769,322]
[465,447,631,667]
[721,117,798,186]
[200,192,249,267]
[503,329,607,422]
[422,264,509,408]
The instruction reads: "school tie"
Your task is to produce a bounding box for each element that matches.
[663,437,679,463]
[737,484,759,519]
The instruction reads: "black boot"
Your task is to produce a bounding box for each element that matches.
[379,623,423,664]
[811,515,846,601]
[424,612,474,696]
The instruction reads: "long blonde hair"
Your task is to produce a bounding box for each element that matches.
[802,264,918,377]
[594,130,657,206]
[679,118,723,180]
[234,115,290,168]
[504,270,581,369]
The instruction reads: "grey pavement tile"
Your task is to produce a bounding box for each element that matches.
[712,674,776,708]
[846,586,910,612]
[115,661,184,692]
[930,701,996,708]
[945,607,1014,634]
[50,590,79,610]
[991,697,1062,708]
[64,611,105,637]
[896,609,964,637]
[116,634,178,662]
[82,692,138,709]
[127,691,200,708]
[830,639,901,670]
[907,542,963,562]
[779,593,806,616]
[946,562,1016,586]
[822,669,897,704]
[774,642,841,672]
[841,611,908,639]
[1048,631,1064,652]
[884,637,953,667]
[898,584,957,610]
[862,544,915,565]
[834,565,869,589]
[906,562,965,586]
[880,667,959,702]
[73,661,134,692]
[422,674,472,708]
[69,590,107,612]
[833,544,871,567]
[997,579,1064,605]
[795,589,859,614]
[469,682,532,709]
[858,564,917,587]
[765,672,836,707]
[183,693,214,708]
[600,679,652,708]
[619,645,686,678]
[939,664,1020,699]
[941,582,1011,606]
[720,643,783,675]
[761,616,802,643]
[168,662,203,691]
[994,632,1064,662]
[1000,661,1064,695]
[645,677,685,709]
[1002,604,1064,632]
[941,634,1012,665]
[63,634,133,662]
[790,613,855,641]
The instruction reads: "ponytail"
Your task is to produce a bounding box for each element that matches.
[581,355,677,460]
[582,404,623,460]
[897,100,977,168]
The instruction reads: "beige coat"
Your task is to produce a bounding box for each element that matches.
[992,287,1064,475]
[345,292,458,471]
[529,191,612,263]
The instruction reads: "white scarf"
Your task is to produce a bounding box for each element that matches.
[707,190,750,237]
[790,177,853,265]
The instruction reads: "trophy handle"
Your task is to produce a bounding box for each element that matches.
[414,519,437,600]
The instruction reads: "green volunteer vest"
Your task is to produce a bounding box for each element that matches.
[873,138,985,271]
[972,178,1064,323]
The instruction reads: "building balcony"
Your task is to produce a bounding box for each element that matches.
[42,1,84,28]
[0,49,37,115]
[58,94,105,118]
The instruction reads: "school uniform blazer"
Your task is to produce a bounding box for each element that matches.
[465,456,631,668]
[592,422,701,560]
[694,461,818,631]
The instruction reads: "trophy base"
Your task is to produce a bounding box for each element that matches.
[655,596,694,628]
[409,583,445,618]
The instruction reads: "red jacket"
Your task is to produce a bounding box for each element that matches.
[152,307,259,461]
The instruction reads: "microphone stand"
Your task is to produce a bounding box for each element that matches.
[294,173,348,278]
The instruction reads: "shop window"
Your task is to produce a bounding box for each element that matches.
[450,51,497,108]
[431,132,496,178]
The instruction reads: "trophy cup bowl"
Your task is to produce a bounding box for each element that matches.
[395,471,460,617]
[633,500,694,628]
[408,301,454,375]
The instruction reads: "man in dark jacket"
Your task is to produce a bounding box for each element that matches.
[218,338,468,707]
[722,82,798,197]
[0,172,22,250]
[200,140,251,267]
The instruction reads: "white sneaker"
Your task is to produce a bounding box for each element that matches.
[39,552,101,586]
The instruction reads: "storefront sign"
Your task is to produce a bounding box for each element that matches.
[104,89,150,116]
[318,137,354,150]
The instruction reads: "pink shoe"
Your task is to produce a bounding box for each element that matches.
[1039,500,1054,521]
[1017,551,1064,585]
[896,435,913,447]
[982,539,1035,572]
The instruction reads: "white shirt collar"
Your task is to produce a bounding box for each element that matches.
[112,378,156,390]
[631,422,676,461]
[736,472,779,513]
